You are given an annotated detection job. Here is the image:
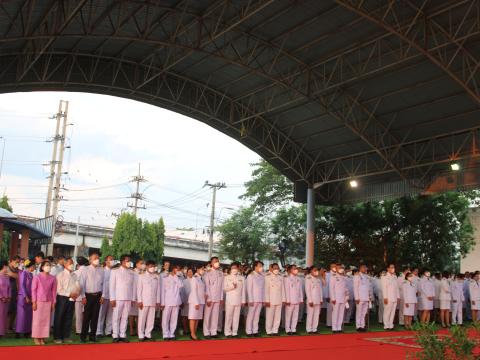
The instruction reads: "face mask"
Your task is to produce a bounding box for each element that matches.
[43,266,51,273]
[338,268,345,274]
[67,264,74,271]
[272,269,280,275]
[425,272,431,278]
[346,271,352,277]
[231,268,238,275]
[213,262,220,269]
[147,267,156,273]
[108,260,115,267]
[92,259,100,266]
[140,264,146,271]
[331,268,337,273]
[128,261,133,268]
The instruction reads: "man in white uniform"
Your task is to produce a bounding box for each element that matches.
[246,261,265,336]
[223,262,245,337]
[203,257,224,338]
[354,264,372,332]
[110,255,135,343]
[381,264,399,330]
[264,263,284,335]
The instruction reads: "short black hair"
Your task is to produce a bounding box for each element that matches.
[230,261,240,268]
[210,256,219,263]
[39,260,51,272]
[35,251,45,259]
[120,255,130,262]
[146,260,156,266]
[76,256,89,266]
[253,260,264,268]
[46,256,54,262]
[64,257,73,263]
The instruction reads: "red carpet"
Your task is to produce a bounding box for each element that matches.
[0,331,421,360]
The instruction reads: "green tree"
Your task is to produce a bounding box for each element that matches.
[0,196,12,261]
[240,159,293,214]
[110,213,165,261]
[218,206,270,264]
[99,236,111,262]
[270,206,306,267]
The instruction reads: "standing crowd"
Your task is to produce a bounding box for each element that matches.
[0,252,479,345]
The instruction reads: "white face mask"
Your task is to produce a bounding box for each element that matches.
[338,268,345,274]
[18,264,24,270]
[154,266,158,272]
[67,264,74,271]
[128,261,133,268]
[139,264,146,271]
[213,262,220,269]
[231,268,238,275]
[272,269,280,275]
[147,267,156,273]
[92,259,100,266]
[108,260,115,267]
[425,272,431,278]
[43,265,51,273]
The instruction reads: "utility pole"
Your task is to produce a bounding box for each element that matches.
[128,163,147,216]
[204,181,226,259]
[51,101,69,220]
[44,100,69,256]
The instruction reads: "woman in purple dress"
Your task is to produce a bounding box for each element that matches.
[16,259,35,338]
[31,260,56,345]
[0,261,11,337]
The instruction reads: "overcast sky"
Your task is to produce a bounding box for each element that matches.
[0,92,259,230]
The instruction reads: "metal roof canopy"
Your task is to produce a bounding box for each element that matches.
[0,0,479,203]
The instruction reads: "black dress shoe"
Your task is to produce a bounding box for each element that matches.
[204,335,211,339]
[113,338,120,343]
[89,337,97,342]
[119,337,129,343]
[80,337,87,343]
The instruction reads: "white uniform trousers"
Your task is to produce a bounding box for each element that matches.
[451,302,463,325]
[162,306,179,339]
[383,301,397,329]
[265,305,282,334]
[224,304,241,336]
[332,302,345,331]
[284,304,300,333]
[246,303,262,334]
[112,300,131,339]
[138,306,156,339]
[75,301,83,334]
[355,301,369,329]
[344,300,354,324]
[398,299,404,325]
[306,304,321,332]
[217,303,224,333]
[377,300,384,323]
[203,302,220,336]
[326,302,333,326]
[96,299,112,335]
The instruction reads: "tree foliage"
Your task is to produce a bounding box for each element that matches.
[0,196,12,261]
[240,159,292,214]
[236,159,475,271]
[99,236,111,262]
[218,207,270,264]
[110,213,165,262]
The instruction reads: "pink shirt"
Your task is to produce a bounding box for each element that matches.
[32,273,57,303]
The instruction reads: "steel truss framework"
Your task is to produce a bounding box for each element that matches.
[0,0,479,202]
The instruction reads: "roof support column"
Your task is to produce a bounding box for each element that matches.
[305,187,315,267]
[9,231,19,259]
[20,229,30,259]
